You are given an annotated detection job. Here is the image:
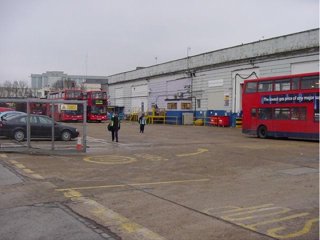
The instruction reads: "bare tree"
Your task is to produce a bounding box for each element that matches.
[0,80,33,98]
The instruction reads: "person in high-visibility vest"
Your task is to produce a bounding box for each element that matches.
[138,113,147,133]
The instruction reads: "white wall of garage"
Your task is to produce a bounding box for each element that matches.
[131,84,148,113]
[107,29,319,115]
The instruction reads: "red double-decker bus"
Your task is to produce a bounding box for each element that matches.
[85,90,107,122]
[15,102,47,115]
[47,89,84,122]
[242,72,319,140]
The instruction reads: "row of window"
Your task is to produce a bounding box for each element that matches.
[88,92,107,99]
[245,76,319,93]
[251,107,308,120]
[48,91,107,100]
[167,102,192,110]
[47,91,83,100]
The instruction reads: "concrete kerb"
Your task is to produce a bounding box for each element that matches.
[0,148,86,156]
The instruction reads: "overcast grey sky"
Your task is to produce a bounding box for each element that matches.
[0,0,319,83]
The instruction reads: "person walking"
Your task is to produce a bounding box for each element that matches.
[110,113,120,142]
[138,113,147,133]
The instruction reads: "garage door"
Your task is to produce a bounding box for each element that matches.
[115,87,124,106]
[131,85,148,113]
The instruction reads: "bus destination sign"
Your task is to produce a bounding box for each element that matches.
[61,104,78,111]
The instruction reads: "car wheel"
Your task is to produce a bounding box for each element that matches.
[257,125,267,139]
[61,130,71,141]
[14,130,25,142]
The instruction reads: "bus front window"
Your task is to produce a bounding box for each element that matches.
[245,82,257,93]
[91,106,106,115]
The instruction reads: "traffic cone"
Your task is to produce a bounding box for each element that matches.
[76,137,83,151]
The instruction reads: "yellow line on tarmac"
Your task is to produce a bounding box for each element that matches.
[221,204,274,214]
[23,169,34,174]
[14,163,26,169]
[267,218,319,239]
[56,178,210,192]
[247,212,309,229]
[31,174,44,180]
[62,189,167,240]
[176,148,208,157]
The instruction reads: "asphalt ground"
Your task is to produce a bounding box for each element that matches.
[0,121,319,240]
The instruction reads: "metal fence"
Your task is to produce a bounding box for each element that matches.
[0,98,87,154]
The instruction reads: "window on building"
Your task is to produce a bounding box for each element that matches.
[167,103,177,109]
[197,99,201,108]
[181,103,191,109]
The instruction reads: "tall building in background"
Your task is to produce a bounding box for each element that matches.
[31,71,108,97]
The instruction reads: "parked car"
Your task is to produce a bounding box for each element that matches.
[0,114,79,141]
[0,107,14,113]
[0,111,26,121]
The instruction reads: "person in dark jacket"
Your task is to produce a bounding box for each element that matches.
[110,113,120,142]
[138,113,147,133]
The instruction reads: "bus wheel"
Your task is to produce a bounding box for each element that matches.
[14,130,25,142]
[257,125,267,139]
[61,130,71,141]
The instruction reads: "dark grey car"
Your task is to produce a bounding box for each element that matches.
[0,114,79,141]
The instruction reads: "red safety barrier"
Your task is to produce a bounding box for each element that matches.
[210,116,219,126]
[218,116,230,127]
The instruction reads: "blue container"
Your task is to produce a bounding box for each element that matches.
[166,110,194,125]
[166,111,182,125]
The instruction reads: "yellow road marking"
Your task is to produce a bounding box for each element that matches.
[208,204,317,239]
[14,163,26,169]
[31,174,44,179]
[247,212,309,229]
[267,218,319,239]
[9,160,18,164]
[23,169,34,174]
[56,178,210,192]
[220,204,274,214]
[176,148,208,157]
[64,189,83,198]
[84,155,137,165]
[62,190,166,239]
[0,154,8,158]
[203,206,242,214]
[225,207,291,221]
[134,153,168,161]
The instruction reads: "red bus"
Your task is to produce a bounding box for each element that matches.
[85,90,107,122]
[242,72,319,140]
[15,102,47,115]
[47,89,84,122]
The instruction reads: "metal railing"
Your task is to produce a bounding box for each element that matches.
[0,98,87,153]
